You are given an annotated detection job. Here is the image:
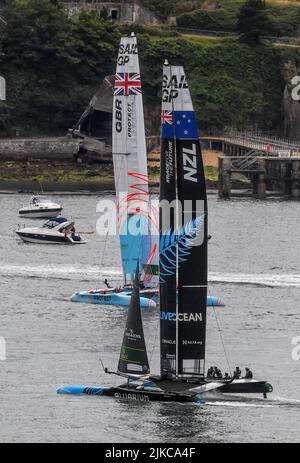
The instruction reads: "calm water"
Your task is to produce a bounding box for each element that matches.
[0,193,300,443]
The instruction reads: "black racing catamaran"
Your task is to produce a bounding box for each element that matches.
[57,62,273,403]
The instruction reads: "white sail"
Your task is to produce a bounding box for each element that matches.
[112,33,158,283]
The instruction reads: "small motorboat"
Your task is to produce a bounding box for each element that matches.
[16,217,85,245]
[19,196,63,218]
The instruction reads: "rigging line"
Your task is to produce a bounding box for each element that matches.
[149,315,160,365]
[208,284,232,377]
[114,154,127,288]
[169,63,179,377]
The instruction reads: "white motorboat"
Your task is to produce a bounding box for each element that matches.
[16,217,85,244]
[19,196,63,218]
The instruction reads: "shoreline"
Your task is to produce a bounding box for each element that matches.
[0,150,251,193]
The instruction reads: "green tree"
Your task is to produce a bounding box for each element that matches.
[237,0,273,45]
[0,1,120,135]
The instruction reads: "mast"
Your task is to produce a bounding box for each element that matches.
[159,63,207,379]
[118,268,150,376]
[159,61,177,378]
[112,33,158,284]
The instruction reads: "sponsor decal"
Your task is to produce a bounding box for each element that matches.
[125,328,142,341]
[183,144,197,183]
[93,295,112,302]
[127,102,134,138]
[115,98,122,133]
[114,392,150,401]
[117,43,138,65]
[182,340,203,346]
[165,141,174,184]
[162,74,188,102]
[160,312,202,322]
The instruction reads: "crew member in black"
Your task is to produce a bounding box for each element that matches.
[216,368,222,379]
[224,372,230,380]
[207,366,214,378]
[244,368,253,379]
[104,278,111,288]
[233,366,241,379]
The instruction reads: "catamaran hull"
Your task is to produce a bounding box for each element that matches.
[57,378,272,402]
[56,385,199,403]
[70,292,157,309]
[218,379,273,395]
[70,291,224,308]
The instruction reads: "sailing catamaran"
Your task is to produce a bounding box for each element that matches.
[57,61,273,402]
[70,33,224,309]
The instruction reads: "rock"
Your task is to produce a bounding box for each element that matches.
[283,65,300,141]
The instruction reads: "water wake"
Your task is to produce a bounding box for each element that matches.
[1,264,300,288]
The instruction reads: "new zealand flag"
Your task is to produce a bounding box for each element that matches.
[161,111,198,140]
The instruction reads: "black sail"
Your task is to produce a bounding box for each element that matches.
[118,270,150,375]
[159,63,207,378]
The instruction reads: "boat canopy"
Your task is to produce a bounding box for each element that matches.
[48,217,68,224]
[43,217,70,229]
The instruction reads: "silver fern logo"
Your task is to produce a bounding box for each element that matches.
[159,214,205,282]
[291,76,300,101]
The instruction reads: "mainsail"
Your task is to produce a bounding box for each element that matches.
[118,269,150,375]
[159,62,207,378]
[112,33,158,283]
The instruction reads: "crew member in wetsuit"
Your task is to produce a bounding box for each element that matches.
[207,366,214,378]
[244,368,253,379]
[224,372,230,380]
[216,368,222,379]
[233,366,241,379]
[104,278,111,289]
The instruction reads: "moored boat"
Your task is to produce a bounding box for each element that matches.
[16,217,85,245]
[19,196,62,218]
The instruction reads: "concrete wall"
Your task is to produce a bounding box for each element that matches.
[0,138,79,161]
[63,1,158,24]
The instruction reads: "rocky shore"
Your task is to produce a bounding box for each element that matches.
[0,149,249,193]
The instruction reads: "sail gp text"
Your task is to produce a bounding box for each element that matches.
[105,447,196,461]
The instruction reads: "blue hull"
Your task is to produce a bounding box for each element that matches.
[70,292,157,308]
[57,385,109,396]
[70,290,224,308]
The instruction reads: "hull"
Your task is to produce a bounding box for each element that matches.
[219,379,273,395]
[70,289,224,308]
[16,232,85,245]
[70,291,157,309]
[57,378,272,402]
[57,385,198,403]
[19,208,62,218]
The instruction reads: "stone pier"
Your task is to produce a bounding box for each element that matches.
[218,156,300,199]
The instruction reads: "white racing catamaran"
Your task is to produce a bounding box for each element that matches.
[58,60,272,402]
[70,33,224,309]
